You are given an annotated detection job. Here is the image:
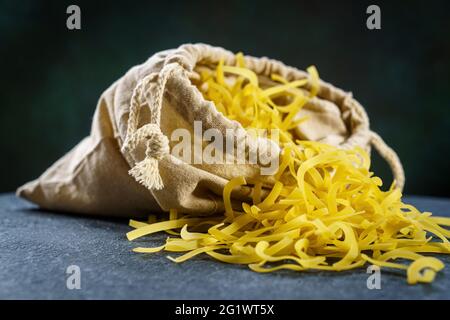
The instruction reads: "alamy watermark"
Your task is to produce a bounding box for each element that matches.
[66,5,381,31]
[66,265,81,290]
[66,5,81,30]
[366,5,381,30]
[366,265,381,289]
[169,122,280,175]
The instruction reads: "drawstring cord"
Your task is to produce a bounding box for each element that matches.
[369,130,405,191]
[341,93,405,191]
[122,63,179,190]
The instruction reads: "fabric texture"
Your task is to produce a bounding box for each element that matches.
[17,43,404,217]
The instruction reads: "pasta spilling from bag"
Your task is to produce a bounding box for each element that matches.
[127,53,450,285]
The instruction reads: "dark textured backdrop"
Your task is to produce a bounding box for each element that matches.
[1,0,449,196]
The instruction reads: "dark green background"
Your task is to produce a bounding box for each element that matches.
[1,0,449,196]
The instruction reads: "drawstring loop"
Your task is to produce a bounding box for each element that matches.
[370,130,405,191]
[122,63,179,190]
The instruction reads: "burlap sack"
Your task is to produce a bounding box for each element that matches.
[17,44,405,217]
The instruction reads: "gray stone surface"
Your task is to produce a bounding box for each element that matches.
[0,193,449,300]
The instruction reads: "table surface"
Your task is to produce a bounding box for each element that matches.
[1,193,450,300]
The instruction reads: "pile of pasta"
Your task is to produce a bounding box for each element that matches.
[127,54,450,284]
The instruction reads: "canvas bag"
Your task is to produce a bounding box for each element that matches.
[17,43,405,218]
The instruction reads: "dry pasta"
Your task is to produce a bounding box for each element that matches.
[127,53,450,285]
